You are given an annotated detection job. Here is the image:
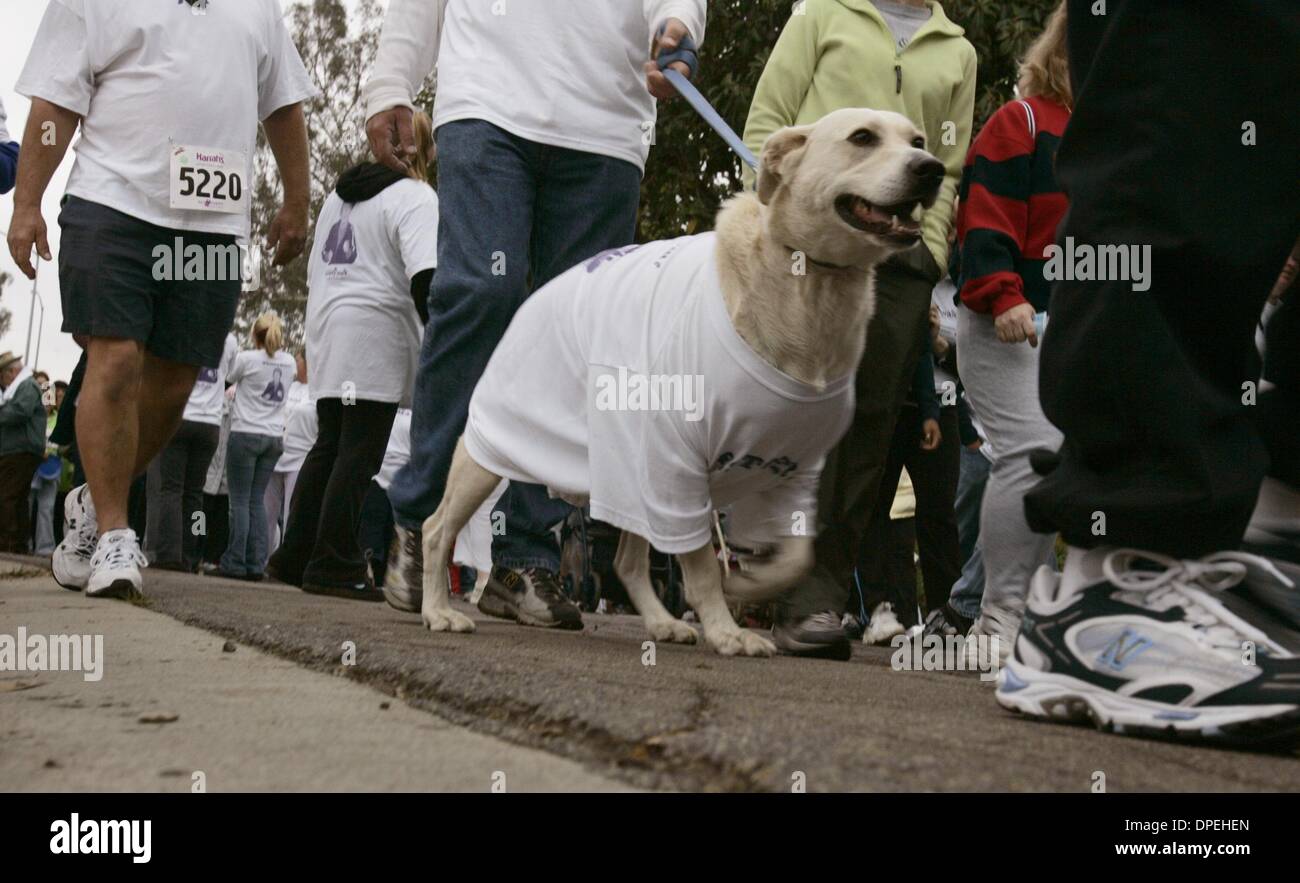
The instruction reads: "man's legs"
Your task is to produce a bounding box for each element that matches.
[1001,0,1300,743]
[387,120,538,531]
[490,144,641,574]
[76,338,196,533]
[146,424,192,566]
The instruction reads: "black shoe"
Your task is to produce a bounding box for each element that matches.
[478,567,583,629]
[381,524,424,612]
[922,603,974,639]
[771,610,851,661]
[213,567,254,582]
[302,578,383,602]
[265,551,302,587]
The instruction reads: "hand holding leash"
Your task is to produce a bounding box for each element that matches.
[645,19,697,100]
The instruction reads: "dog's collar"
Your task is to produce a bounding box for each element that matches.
[784,245,856,273]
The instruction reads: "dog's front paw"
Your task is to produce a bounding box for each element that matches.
[646,617,698,644]
[705,626,776,658]
[422,606,476,633]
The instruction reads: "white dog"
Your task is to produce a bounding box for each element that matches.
[420,108,944,656]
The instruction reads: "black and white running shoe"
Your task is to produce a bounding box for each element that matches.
[996,546,1300,747]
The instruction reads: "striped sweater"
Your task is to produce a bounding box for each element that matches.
[956,95,1071,315]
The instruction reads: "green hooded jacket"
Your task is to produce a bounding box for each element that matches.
[743,0,977,272]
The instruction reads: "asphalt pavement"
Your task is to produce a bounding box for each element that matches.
[3,555,1298,792]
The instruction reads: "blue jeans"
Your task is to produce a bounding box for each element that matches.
[387,119,641,571]
[222,431,282,576]
[948,445,989,619]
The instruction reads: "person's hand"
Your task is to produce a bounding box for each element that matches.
[268,201,309,266]
[644,18,693,100]
[366,105,417,174]
[7,204,51,280]
[965,439,983,452]
[921,418,941,451]
[994,302,1038,347]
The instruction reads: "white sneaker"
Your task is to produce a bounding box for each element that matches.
[862,601,905,645]
[86,528,148,599]
[965,613,1015,670]
[51,484,97,590]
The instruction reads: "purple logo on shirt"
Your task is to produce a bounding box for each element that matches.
[260,368,286,403]
[322,204,358,265]
[197,366,219,384]
[585,245,641,273]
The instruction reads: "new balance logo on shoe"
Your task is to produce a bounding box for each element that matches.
[1096,628,1153,672]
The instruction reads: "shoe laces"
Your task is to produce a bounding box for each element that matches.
[522,568,567,604]
[1101,549,1290,656]
[94,534,147,571]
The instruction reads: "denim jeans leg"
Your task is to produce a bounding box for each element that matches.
[491,143,641,572]
[242,436,281,575]
[387,120,540,531]
[221,431,256,574]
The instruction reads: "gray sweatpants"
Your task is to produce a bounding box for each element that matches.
[956,306,1062,639]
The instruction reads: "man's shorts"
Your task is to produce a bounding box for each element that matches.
[57,195,242,369]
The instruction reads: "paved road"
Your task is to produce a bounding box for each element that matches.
[3,555,1298,791]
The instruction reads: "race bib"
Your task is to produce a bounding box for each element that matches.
[169,143,247,214]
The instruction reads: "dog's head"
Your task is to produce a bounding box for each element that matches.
[757,108,945,267]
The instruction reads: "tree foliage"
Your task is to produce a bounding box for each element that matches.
[250,0,1058,337]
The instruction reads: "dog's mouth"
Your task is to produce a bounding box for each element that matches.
[835,195,922,244]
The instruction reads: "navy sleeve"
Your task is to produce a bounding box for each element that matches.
[0,142,18,195]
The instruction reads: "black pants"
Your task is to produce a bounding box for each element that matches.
[200,492,229,565]
[1024,0,1300,557]
[0,452,41,553]
[145,419,220,568]
[856,405,961,622]
[780,245,942,620]
[271,398,398,587]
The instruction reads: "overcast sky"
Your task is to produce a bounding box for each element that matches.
[0,0,384,382]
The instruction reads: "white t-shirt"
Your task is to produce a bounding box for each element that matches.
[306,180,438,408]
[16,0,316,237]
[364,0,707,171]
[227,348,297,437]
[0,97,11,143]
[931,276,959,393]
[464,233,855,555]
[276,381,317,473]
[183,333,238,426]
[373,409,412,492]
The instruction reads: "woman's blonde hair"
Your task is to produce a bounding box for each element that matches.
[252,312,284,357]
[406,111,436,184]
[1017,2,1071,107]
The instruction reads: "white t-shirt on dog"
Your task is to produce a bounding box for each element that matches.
[227,349,297,437]
[306,180,438,408]
[16,0,316,236]
[464,233,855,555]
[183,333,238,426]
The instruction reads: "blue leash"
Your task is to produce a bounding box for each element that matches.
[655,26,759,171]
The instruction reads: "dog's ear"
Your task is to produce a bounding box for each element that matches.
[757,125,813,206]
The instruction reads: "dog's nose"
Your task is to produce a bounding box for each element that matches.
[909,155,945,186]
